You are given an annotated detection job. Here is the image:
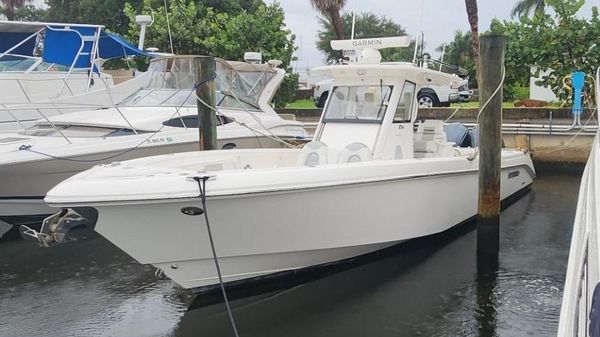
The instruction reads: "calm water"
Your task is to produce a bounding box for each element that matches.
[0,169,581,337]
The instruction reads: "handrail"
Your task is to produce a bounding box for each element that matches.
[0,103,26,130]
[0,75,116,105]
[24,58,44,74]
[15,79,32,103]
[51,26,87,98]
[61,78,75,96]
[104,77,138,134]
[34,107,72,144]
[0,29,44,60]
[86,27,102,91]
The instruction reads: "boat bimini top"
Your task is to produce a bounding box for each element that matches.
[0,20,153,98]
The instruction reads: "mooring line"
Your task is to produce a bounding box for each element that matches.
[193,176,241,337]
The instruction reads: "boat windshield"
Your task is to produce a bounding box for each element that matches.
[119,88,259,111]
[129,57,275,111]
[216,61,276,111]
[0,55,69,72]
[323,85,393,123]
[19,124,145,138]
[119,89,195,107]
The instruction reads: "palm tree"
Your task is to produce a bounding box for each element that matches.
[511,0,546,18]
[437,31,472,66]
[464,0,479,81]
[310,0,347,40]
[1,0,30,20]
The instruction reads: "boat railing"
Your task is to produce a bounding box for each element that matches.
[0,24,104,100]
[0,75,118,105]
[0,76,139,143]
[557,68,600,337]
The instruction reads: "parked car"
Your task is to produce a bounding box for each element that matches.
[418,77,472,107]
[313,76,472,108]
[312,78,333,108]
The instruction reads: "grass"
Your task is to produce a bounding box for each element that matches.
[284,99,564,109]
[285,99,317,109]
[450,101,564,108]
[450,101,518,108]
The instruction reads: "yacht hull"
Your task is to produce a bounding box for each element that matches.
[76,158,534,291]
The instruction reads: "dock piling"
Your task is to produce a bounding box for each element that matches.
[194,56,217,151]
[477,35,506,255]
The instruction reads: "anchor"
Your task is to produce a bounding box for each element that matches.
[20,208,90,247]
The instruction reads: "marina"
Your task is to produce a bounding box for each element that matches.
[0,0,599,336]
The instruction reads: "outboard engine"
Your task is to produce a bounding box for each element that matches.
[444,123,471,147]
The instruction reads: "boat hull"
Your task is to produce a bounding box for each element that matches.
[0,136,291,221]
[83,159,534,291]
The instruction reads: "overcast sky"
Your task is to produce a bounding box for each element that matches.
[268,0,599,75]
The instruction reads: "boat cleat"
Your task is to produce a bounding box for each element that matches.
[20,208,89,247]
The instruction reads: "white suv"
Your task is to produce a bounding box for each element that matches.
[313,77,471,108]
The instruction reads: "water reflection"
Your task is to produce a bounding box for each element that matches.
[476,254,499,337]
[174,223,481,337]
[0,234,187,337]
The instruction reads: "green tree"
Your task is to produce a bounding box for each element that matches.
[511,0,546,18]
[310,0,347,40]
[123,0,298,107]
[1,0,30,20]
[43,0,264,36]
[436,31,475,80]
[43,0,143,35]
[490,0,600,102]
[12,4,45,21]
[316,12,415,64]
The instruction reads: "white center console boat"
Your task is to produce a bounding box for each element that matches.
[41,37,535,302]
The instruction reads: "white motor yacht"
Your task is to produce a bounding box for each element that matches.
[0,55,308,230]
[42,37,535,296]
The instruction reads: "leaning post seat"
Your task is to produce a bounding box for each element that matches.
[414,120,454,158]
[297,141,330,166]
[337,143,373,163]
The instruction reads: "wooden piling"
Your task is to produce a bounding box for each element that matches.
[194,56,217,151]
[477,35,506,255]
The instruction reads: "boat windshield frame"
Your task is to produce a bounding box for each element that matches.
[322,84,393,124]
[117,87,261,111]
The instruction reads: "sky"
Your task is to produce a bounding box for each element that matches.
[268,0,599,77]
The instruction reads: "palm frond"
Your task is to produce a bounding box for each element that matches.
[511,0,546,18]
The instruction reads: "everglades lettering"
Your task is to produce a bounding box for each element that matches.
[508,170,520,179]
